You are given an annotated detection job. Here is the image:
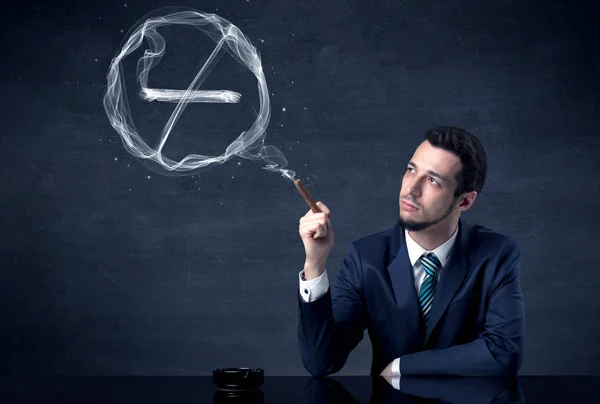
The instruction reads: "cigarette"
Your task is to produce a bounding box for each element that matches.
[294,178,321,213]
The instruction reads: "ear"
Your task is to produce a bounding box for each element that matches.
[458,191,477,210]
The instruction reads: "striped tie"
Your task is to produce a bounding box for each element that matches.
[418,252,442,328]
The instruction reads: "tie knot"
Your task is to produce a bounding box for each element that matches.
[419,252,441,277]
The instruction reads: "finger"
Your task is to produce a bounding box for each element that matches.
[315,201,331,216]
[299,221,322,232]
[320,222,328,237]
[300,222,321,236]
[300,213,325,226]
[313,224,323,239]
[300,225,316,238]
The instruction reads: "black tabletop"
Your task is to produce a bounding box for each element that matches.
[0,376,597,403]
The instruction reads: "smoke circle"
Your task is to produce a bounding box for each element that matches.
[103,8,293,178]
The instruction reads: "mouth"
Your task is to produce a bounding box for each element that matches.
[401,200,419,211]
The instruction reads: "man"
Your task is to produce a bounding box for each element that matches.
[296,126,525,381]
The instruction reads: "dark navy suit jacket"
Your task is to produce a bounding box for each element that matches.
[297,217,525,377]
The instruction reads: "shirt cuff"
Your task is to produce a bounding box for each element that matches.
[299,269,329,303]
[390,358,401,390]
[392,357,400,377]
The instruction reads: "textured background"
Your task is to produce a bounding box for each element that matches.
[1,0,599,375]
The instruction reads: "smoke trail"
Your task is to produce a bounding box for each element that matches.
[103,8,296,181]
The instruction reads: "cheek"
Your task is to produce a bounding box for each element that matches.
[433,194,452,211]
[424,192,445,212]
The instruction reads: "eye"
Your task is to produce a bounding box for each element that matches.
[429,177,439,185]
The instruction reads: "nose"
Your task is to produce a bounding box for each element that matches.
[404,180,422,197]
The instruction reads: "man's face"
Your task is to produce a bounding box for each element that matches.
[397,140,464,232]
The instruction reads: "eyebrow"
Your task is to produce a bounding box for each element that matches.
[407,161,451,183]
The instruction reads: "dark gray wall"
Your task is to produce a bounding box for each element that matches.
[1,0,599,375]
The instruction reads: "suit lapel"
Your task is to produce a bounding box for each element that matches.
[386,224,423,340]
[424,218,471,344]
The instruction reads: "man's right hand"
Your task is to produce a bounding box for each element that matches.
[299,201,334,280]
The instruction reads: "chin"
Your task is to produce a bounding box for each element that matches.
[397,214,429,232]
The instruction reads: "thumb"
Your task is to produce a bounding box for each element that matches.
[316,201,331,216]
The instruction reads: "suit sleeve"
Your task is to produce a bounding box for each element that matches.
[399,238,525,376]
[297,242,367,377]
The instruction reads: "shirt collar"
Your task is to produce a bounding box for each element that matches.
[404,223,459,268]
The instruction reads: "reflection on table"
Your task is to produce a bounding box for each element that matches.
[301,375,523,404]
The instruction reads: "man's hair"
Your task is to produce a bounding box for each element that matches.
[424,126,487,198]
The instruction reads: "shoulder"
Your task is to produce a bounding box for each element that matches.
[465,224,522,293]
[466,222,520,258]
[345,225,396,260]
[352,227,395,248]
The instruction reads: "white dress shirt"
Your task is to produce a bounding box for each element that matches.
[299,224,459,385]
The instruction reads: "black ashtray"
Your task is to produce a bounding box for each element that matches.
[213,367,264,392]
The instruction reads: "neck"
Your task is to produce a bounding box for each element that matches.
[407,217,459,251]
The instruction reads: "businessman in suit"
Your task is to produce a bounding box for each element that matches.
[296,126,525,379]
